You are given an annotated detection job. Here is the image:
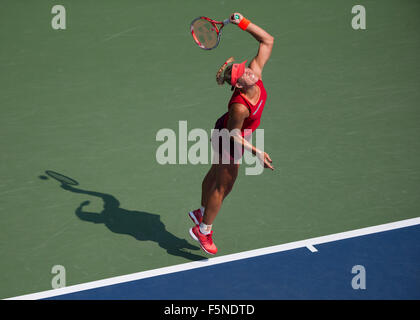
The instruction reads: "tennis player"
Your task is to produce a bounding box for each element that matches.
[188,13,274,255]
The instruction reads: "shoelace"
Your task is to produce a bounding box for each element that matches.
[199,231,214,245]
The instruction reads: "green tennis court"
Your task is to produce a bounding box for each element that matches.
[1,0,419,299]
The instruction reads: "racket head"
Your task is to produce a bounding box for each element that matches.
[190,17,225,50]
[45,170,79,186]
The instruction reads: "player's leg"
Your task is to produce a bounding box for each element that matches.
[189,163,239,255]
[189,164,217,226]
[203,162,239,226]
[201,163,217,208]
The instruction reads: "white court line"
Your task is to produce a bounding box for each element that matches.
[306,244,318,252]
[5,217,420,300]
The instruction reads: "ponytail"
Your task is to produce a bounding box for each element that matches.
[216,57,235,86]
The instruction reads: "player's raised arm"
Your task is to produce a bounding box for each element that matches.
[230,13,274,80]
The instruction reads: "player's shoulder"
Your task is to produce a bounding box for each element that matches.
[228,102,250,118]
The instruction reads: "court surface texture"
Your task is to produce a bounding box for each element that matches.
[1,0,419,300]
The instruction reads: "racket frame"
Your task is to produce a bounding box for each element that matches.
[190,16,230,50]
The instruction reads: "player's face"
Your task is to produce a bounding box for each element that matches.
[238,68,258,87]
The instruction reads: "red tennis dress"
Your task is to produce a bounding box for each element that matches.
[212,79,267,163]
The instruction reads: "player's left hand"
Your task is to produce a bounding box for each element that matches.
[257,151,274,170]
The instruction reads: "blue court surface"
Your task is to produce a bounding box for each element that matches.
[45,222,420,300]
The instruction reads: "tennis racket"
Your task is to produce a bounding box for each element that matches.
[190,16,231,50]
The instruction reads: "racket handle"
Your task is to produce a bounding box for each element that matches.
[223,18,230,25]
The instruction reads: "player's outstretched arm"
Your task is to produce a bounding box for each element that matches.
[230,12,274,80]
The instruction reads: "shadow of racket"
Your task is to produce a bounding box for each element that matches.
[44,170,79,186]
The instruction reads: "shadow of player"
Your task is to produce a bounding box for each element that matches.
[59,183,204,261]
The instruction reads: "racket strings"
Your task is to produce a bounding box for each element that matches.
[191,19,218,49]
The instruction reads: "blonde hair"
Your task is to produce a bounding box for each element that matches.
[216,57,235,86]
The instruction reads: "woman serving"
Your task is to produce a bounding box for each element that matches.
[189,13,274,255]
